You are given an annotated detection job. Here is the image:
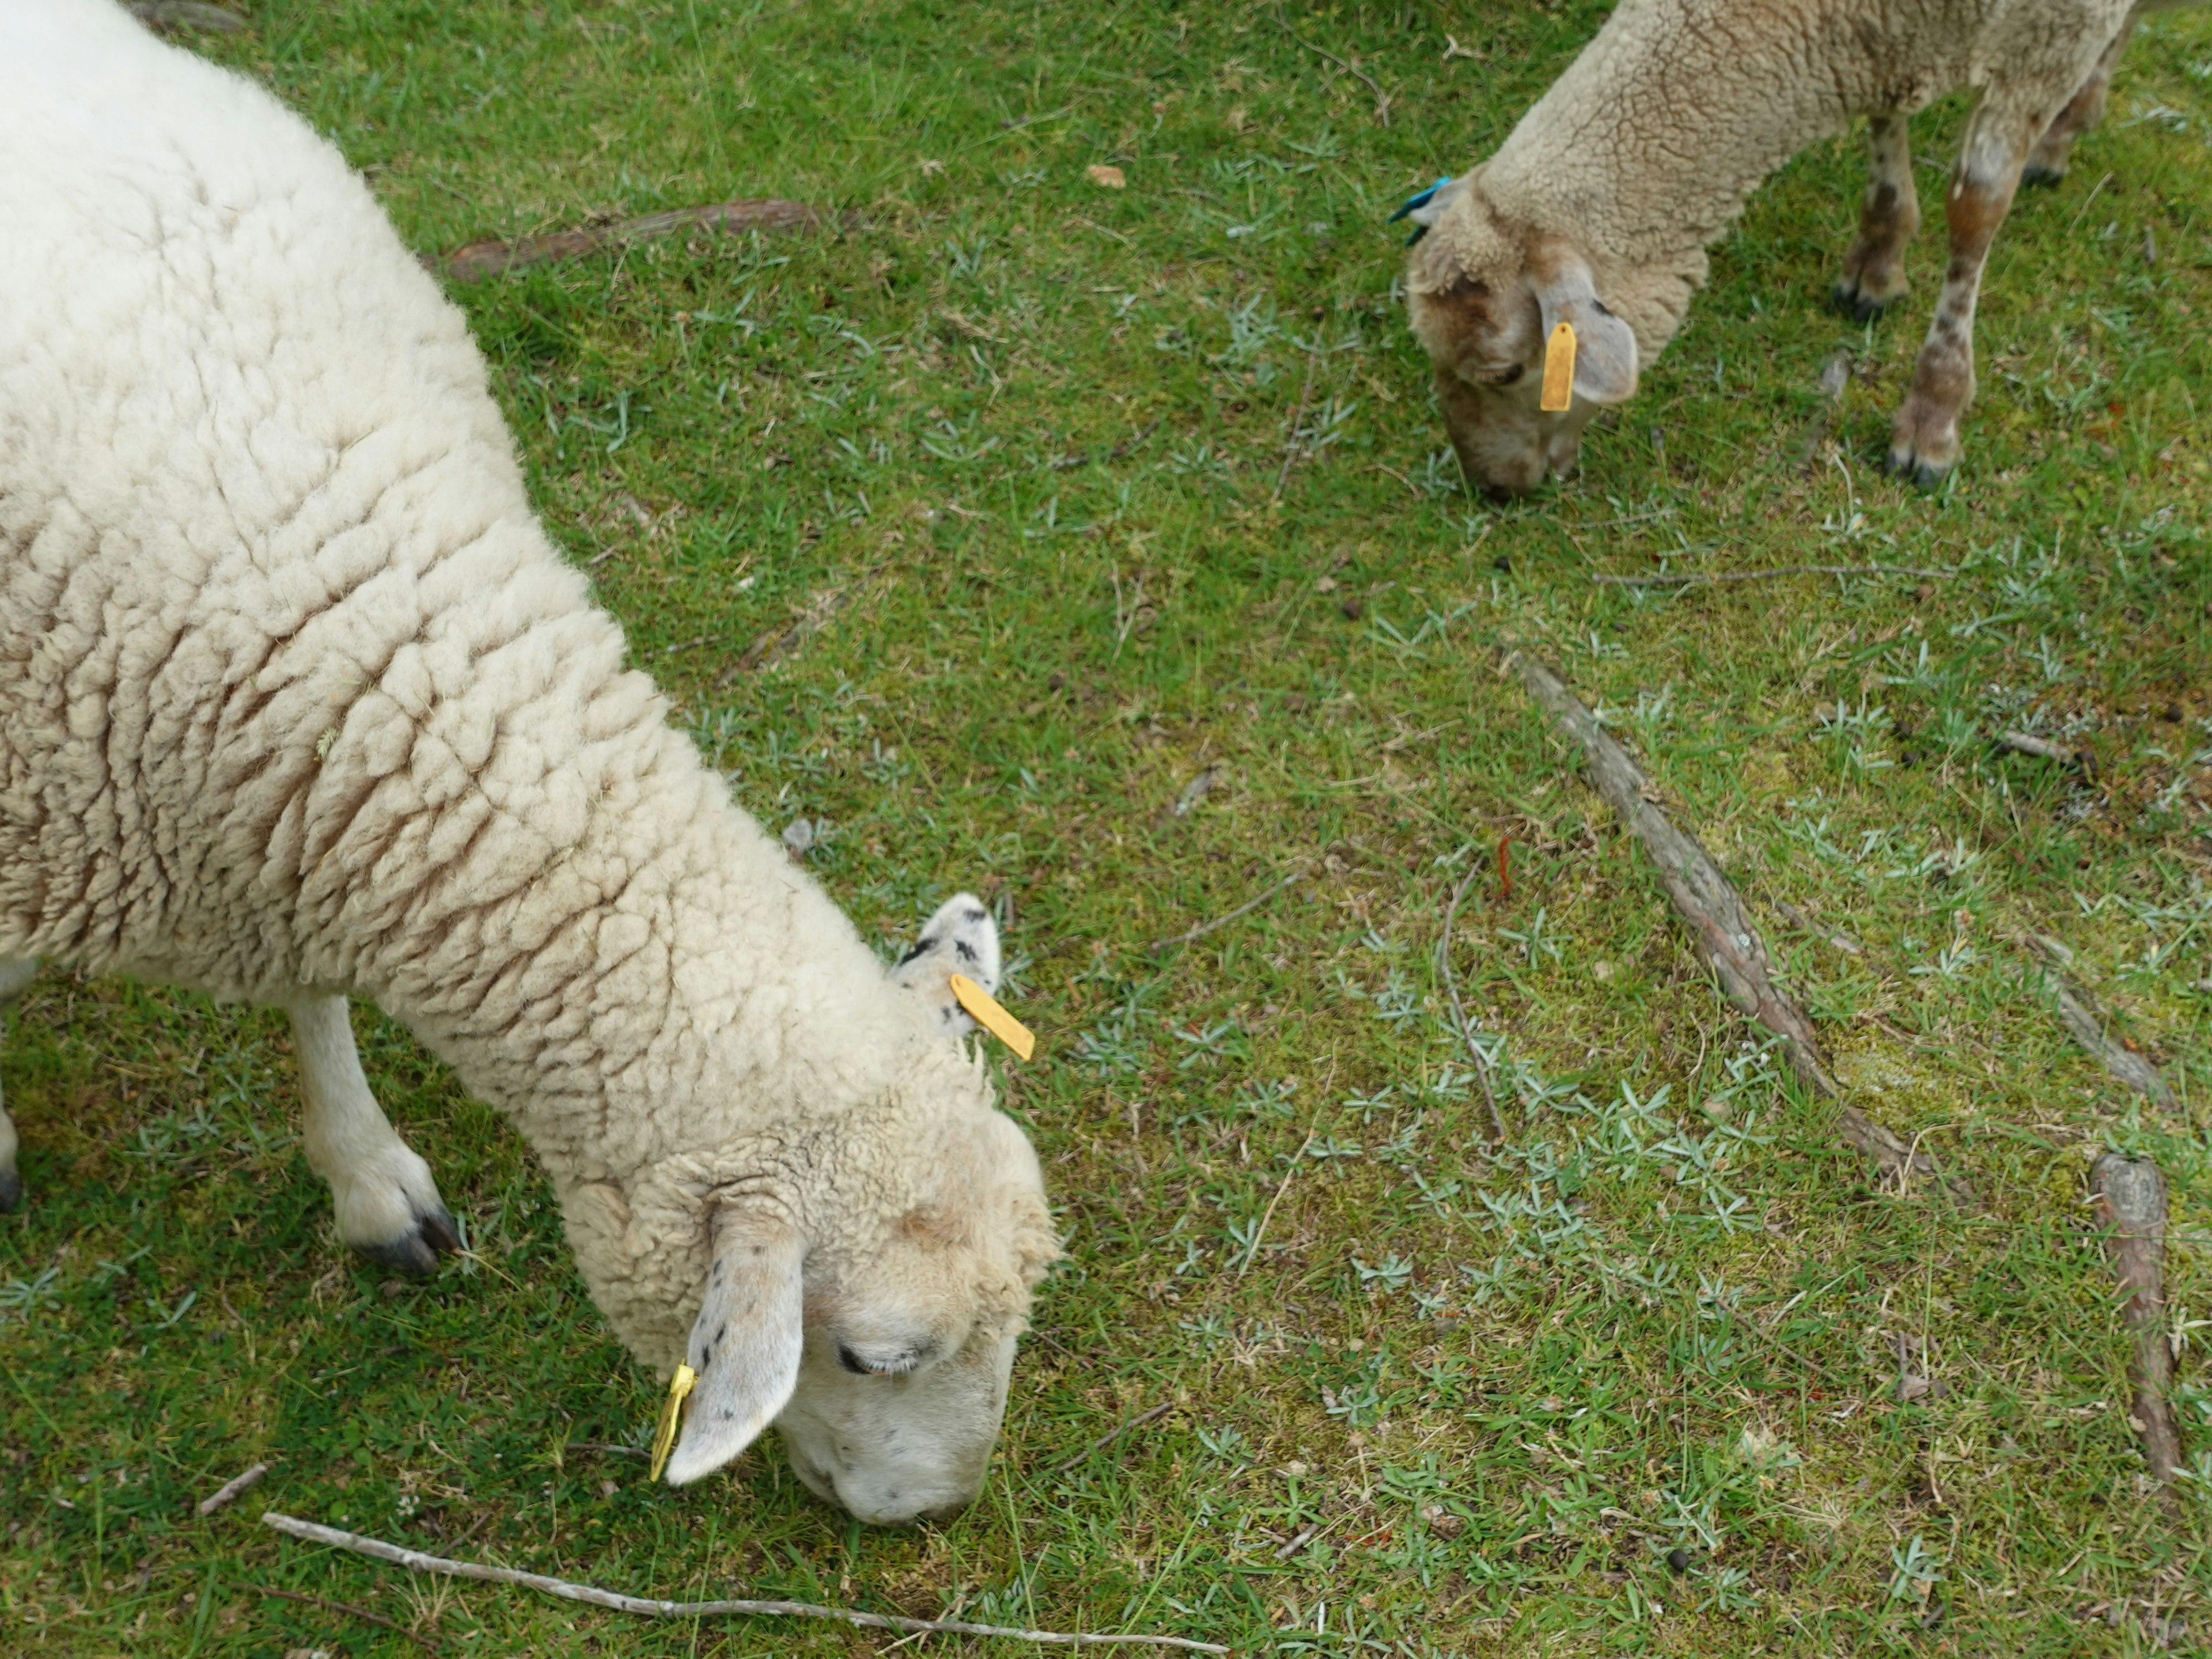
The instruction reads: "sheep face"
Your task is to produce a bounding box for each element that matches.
[661,896,1058,1524]
[1406,182,1639,497]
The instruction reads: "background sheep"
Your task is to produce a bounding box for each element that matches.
[1406,0,2200,494]
[0,0,1053,1526]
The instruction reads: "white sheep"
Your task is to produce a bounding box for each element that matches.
[1404,0,2199,494]
[0,0,1055,1526]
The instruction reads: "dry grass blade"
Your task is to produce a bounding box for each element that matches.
[1502,647,1969,1202]
[1590,563,1955,588]
[255,1584,442,1652]
[1149,866,1309,953]
[260,1513,1227,1652]
[2089,1157,2185,1488]
[440,199,823,282]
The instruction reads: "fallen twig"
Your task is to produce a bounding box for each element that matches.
[1235,1128,1317,1279]
[1591,563,1955,588]
[440,199,823,283]
[196,1462,268,1516]
[1503,648,1968,1201]
[1274,5,1391,124]
[128,1,249,32]
[260,1513,1226,1653]
[256,1584,441,1653]
[1150,866,1309,954]
[1997,729,2089,773]
[1769,897,1863,957]
[1050,1402,1174,1476]
[2024,944,2179,1111]
[1437,863,1509,1144]
[1050,418,1163,472]
[1272,340,1323,503]
[2090,1156,2185,1487]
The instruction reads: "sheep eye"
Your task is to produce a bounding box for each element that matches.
[836,1343,871,1375]
[836,1340,931,1376]
[1490,364,1524,387]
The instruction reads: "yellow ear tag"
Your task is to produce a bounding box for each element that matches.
[648,1362,696,1482]
[949,973,1036,1061]
[1540,320,1577,412]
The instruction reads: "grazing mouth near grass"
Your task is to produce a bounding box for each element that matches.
[5,1,2211,1653]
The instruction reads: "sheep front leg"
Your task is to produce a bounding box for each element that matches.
[288,995,460,1275]
[1834,112,1921,320]
[0,959,39,1212]
[2024,18,2135,187]
[1888,104,2036,487]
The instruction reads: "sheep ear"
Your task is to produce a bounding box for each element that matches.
[662,1209,804,1485]
[1533,255,1638,406]
[890,892,1001,1039]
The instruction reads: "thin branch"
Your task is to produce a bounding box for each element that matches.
[197,1462,269,1516]
[1502,648,1971,1202]
[2090,1157,2185,1488]
[1271,340,1323,503]
[1590,563,1956,588]
[1437,864,1508,1144]
[1049,417,1163,472]
[1236,1130,1317,1279]
[2024,943,2178,1111]
[260,1513,1226,1653]
[255,1584,442,1652]
[1995,729,2088,771]
[1049,1402,1174,1476]
[1273,6,1391,124]
[1149,866,1309,954]
[438,199,824,283]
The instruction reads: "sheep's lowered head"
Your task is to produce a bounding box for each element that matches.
[1406,175,1641,497]
[654,896,1058,1525]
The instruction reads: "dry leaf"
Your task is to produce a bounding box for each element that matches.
[1086,164,1126,189]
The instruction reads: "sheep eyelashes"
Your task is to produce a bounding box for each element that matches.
[662,1215,807,1486]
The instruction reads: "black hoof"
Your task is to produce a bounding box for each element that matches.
[1887,450,1950,490]
[1830,283,1892,323]
[0,1168,21,1214]
[353,1203,461,1278]
[2021,165,2065,190]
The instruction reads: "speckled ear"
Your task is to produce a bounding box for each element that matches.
[663,1209,804,1485]
[890,892,1002,1039]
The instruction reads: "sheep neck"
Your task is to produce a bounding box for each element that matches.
[1481,0,1863,299]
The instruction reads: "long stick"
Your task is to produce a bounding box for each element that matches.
[1150,866,1308,954]
[2089,1157,2184,1487]
[1503,649,1967,1200]
[259,1513,1226,1653]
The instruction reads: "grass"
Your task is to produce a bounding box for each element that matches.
[5,0,2212,1652]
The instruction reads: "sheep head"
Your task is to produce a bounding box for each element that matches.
[1406,176,1639,496]
[661,894,1057,1525]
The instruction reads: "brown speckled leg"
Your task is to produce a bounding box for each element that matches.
[1834,113,1921,320]
[2024,20,2135,186]
[1888,105,2039,487]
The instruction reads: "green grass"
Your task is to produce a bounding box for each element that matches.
[6,0,2212,1652]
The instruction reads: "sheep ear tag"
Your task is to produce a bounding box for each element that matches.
[950,972,1035,1060]
[1540,321,1577,412]
[647,1363,696,1482]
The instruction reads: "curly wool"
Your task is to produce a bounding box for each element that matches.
[0,0,1038,1374]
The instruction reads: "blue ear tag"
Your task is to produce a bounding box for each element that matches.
[1388,175,1455,244]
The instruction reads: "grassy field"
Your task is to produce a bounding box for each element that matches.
[6,0,2212,1652]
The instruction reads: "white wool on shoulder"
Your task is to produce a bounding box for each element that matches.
[0,0,1052,1523]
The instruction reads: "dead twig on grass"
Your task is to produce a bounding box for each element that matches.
[260,1513,1225,1652]
[1997,729,2091,777]
[2023,943,2179,1111]
[1502,648,1969,1202]
[1437,863,1509,1144]
[1236,1128,1317,1279]
[1050,418,1162,472]
[196,1461,268,1516]
[440,199,823,283]
[1271,340,1323,503]
[1150,866,1309,954]
[2090,1157,2186,1488]
[1590,563,1956,589]
[1273,5,1391,124]
[256,1584,442,1652]
[1049,1402,1174,1476]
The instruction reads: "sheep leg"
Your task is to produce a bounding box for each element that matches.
[1833,113,1921,320]
[0,959,39,1212]
[2023,18,2136,187]
[288,994,460,1276]
[1888,104,2037,487]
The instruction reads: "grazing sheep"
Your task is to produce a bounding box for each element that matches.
[1404,0,2198,494]
[0,0,1055,1525]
